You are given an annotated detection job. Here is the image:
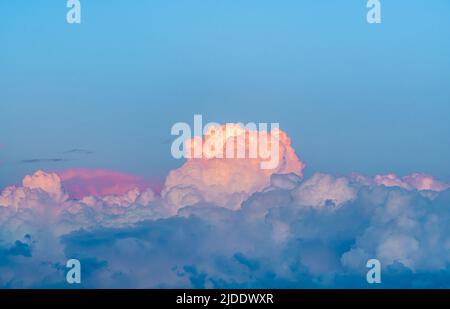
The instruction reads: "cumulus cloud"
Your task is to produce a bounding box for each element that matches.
[0,167,449,288]
[292,173,357,208]
[163,125,305,210]
[22,170,68,202]
[1,127,450,288]
[0,171,162,242]
[0,170,67,215]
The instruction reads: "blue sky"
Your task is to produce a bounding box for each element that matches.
[1,0,450,188]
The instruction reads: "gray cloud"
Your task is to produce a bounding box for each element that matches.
[63,149,93,155]
[20,158,70,164]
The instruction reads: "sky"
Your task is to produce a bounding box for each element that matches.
[0,1,450,289]
[1,0,449,189]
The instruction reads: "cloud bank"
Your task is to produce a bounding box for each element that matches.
[0,128,449,288]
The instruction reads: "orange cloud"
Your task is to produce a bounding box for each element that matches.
[164,124,305,210]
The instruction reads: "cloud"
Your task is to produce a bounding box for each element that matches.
[163,125,305,210]
[63,149,93,155]
[18,148,93,165]
[0,168,449,288]
[57,181,450,288]
[292,173,356,208]
[20,158,70,164]
[0,170,67,212]
[1,127,450,288]
[22,170,68,202]
[57,168,152,199]
[374,173,450,192]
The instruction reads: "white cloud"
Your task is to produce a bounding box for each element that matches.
[292,173,357,208]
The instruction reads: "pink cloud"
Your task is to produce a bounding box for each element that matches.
[56,168,161,199]
[374,173,450,192]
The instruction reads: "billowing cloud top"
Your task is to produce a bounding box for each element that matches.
[164,125,305,210]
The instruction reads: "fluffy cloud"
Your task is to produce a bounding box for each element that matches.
[0,171,162,243]
[292,173,356,208]
[0,168,449,288]
[163,125,305,210]
[22,170,68,202]
[57,181,450,288]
